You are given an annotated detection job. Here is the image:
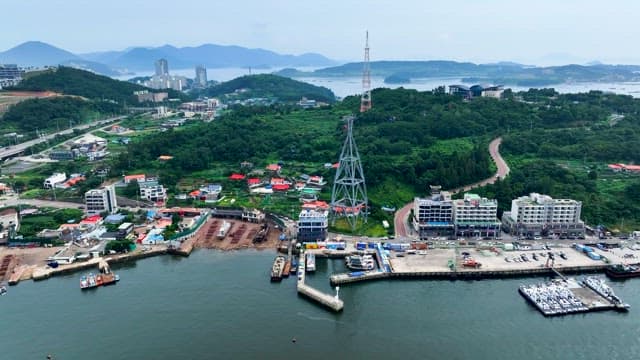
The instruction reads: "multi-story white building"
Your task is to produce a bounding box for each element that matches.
[43,173,67,189]
[452,193,501,238]
[413,186,454,239]
[139,180,167,203]
[502,193,584,238]
[85,185,118,216]
[297,209,328,242]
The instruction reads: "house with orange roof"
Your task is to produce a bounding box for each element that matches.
[124,174,146,184]
[266,164,282,172]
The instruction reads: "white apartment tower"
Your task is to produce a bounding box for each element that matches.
[85,185,118,216]
[502,193,584,238]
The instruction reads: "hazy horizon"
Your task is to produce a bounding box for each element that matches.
[3,0,640,66]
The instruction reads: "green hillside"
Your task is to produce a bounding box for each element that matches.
[205,74,336,103]
[9,66,185,103]
[106,87,640,231]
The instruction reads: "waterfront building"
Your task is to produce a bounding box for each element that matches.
[195,65,207,88]
[0,208,19,243]
[501,193,585,238]
[413,186,454,239]
[297,209,328,242]
[155,58,169,76]
[452,193,501,238]
[85,185,118,216]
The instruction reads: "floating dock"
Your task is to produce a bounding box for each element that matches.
[296,252,343,312]
[519,276,629,316]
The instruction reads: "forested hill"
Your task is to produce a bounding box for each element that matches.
[204,74,336,103]
[9,67,185,104]
[111,87,640,229]
[277,61,640,87]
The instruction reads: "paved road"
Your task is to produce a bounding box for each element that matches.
[1,197,82,209]
[0,115,126,159]
[394,137,509,238]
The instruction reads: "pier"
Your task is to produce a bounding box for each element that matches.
[296,252,343,312]
[519,276,629,316]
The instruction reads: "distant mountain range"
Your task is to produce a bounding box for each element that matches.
[0,41,337,76]
[276,61,640,86]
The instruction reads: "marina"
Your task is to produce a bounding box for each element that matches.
[518,276,629,316]
[296,252,343,312]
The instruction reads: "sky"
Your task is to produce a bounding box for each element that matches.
[2,0,640,65]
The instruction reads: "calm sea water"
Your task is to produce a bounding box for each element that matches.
[118,67,640,99]
[1,250,639,360]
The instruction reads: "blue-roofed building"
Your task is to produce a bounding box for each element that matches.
[448,85,471,99]
[104,214,126,224]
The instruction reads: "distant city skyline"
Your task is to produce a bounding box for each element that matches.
[3,0,640,66]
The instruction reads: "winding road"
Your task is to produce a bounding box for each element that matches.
[394,137,509,238]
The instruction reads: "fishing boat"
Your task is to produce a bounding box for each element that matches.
[306,253,316,272]
[80,262,119,290]
[270,256,286,282]
[282,260,291,278]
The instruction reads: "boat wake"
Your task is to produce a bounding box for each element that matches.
[296,312,344,324]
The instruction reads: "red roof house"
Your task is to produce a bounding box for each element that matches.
[229,173,246,180]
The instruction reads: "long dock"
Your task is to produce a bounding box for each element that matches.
[330,264,609,286]
[297,252,343,312]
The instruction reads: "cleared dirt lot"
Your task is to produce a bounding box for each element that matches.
[193,218,281,251]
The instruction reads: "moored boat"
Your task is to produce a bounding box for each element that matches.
[605,263,640,279]
[306,253,316,272]
[282,260,291,278]
[346,254,375,271]
[80,262,120,290]
[270,256,286,282]
[290,259,298,274]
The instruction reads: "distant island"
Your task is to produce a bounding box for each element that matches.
[384,73,411,84]
[276,61,640,86]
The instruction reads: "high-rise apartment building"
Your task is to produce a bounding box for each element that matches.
[195,65,207,88]
[85,185,118,216]
[502,193,584,238]
[154,58,169,76]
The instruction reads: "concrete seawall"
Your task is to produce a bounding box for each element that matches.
[32,248,166,281]
[330,264,609,286]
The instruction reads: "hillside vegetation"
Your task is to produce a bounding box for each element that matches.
[106,87,640,230]
[204,74,336,103]
[9,67,186,103]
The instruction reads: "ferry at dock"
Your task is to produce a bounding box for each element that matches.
[346,254,375,271]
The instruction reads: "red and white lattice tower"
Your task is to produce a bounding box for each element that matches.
[360,31,372,113]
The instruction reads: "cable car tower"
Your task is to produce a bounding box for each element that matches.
[360,31,372,113]
[330,32,371,231]
[330,116,368,231]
